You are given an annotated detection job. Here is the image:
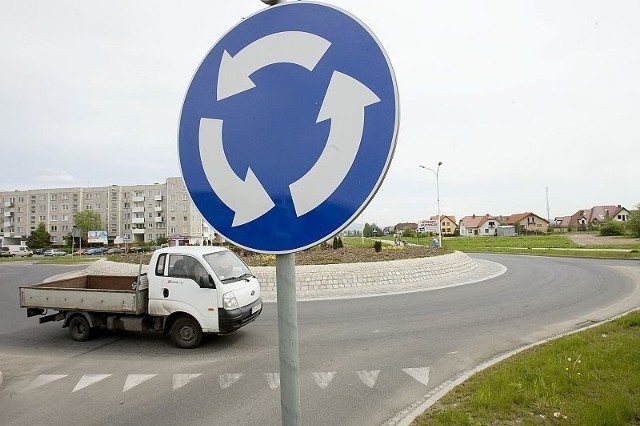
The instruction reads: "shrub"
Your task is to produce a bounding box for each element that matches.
[374,240,382,252]
[599,220,625,236]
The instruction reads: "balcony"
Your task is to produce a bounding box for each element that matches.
[154,206,163,212]
[3,232,14,238]
[132,206,144,213]
[4,201,14,208]
[4,211,13,217]
[132,228,145,235]
[3,221,12,228]
[132,196,145,202]
[154,216,164,223]
[154,195,163,201]
[132,217,145,224]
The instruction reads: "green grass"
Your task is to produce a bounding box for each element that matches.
[414,310,640,425]
[386,234,640,259]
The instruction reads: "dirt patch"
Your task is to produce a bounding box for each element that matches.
[566,233,640,246]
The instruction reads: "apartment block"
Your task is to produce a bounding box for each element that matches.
[0,177,216,247]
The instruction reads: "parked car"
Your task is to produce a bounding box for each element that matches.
[44,249,67,256]
[72,249,88,255]
[85,248,107,255]
[1,247,13,257]
[33,248,47,255]
[106,248,124,254]
[128,246,145,253]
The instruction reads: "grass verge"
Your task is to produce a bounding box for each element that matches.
[413,310,640,425]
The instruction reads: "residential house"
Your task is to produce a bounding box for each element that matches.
[553,205,629,231]
[394,222,418,236]
[430,215,457,235]
[585,205,630,225]
[458,214,499,236]
[499,212,549,234]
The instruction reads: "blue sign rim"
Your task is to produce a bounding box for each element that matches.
[178,1,399,254]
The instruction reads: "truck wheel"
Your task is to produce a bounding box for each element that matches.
[170,317,203,349]
[69,316,92,342]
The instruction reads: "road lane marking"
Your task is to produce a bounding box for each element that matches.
[73,374,111,392]
[402,367,430,386]
[123,374,157,392]
[312,372,337,389]
[219,373,243,389]
[265,373,280,390]
[357,370,380,388]
[173,374,202,391]
[22,374,67,392]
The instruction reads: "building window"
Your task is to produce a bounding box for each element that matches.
[50,225,57,232]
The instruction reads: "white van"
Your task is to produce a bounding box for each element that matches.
[7,245,33,257]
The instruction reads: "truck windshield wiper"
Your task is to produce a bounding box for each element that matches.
[221,272,254,283]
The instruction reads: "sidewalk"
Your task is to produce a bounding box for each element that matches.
[57,251,506,302]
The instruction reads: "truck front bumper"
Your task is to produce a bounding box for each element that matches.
[219,297,263,333]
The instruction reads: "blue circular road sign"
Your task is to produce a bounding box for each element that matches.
[179,2,398,254]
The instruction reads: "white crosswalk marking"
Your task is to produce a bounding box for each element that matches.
[219,373,243,389]
[123,374,157,392]
[11,367,433,393]
[312,372,337,389]
[23,374,68,392]
[265,373,280,390]
[356,370,380,388]
[73,374,112,392]
[402,367,430,386]
[173,374,202,391]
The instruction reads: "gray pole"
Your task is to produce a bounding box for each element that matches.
[419,162,443,248]
[276,253,301,425]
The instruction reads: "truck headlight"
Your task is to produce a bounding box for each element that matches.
[223,292,239,310]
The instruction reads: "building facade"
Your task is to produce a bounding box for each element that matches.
[1,177,216,247]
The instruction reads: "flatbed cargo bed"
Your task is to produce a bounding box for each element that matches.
[20,275,146,315]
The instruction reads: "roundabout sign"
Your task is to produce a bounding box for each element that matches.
[179,2,398,253]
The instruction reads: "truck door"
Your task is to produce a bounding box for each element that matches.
[157,254,219,330]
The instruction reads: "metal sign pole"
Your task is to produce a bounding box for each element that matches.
[276,253,301,425]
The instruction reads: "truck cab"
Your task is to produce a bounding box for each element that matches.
[148,246,262,347]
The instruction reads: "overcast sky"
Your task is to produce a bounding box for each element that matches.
[2,0,639,227]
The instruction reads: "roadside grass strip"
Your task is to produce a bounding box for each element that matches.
[413,311,640,425]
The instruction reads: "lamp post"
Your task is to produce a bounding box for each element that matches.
[419,162,443,248]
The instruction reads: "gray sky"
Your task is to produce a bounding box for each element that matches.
[2,0,639,227]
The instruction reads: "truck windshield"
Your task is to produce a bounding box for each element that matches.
[203,251,252,283]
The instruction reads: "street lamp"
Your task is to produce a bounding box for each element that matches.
[419,161,443,248]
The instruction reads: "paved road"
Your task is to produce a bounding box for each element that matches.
[1,255,638,425]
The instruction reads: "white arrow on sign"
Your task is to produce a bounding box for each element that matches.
[289,71,381,217]
[199,118,275,227]
[217,31,331,101]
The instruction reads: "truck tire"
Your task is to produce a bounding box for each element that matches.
[69,315,92,342]
[170,317,203,349]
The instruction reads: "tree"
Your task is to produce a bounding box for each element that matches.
[626,204,640,238]
[363,223,373,238]
[74,210,102,237]
[27,222,50,249]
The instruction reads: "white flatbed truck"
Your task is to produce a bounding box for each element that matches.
[20,246,262,348]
